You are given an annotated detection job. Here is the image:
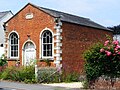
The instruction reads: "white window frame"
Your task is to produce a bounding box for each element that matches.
[8,31,19,59]
[40,28,54,59]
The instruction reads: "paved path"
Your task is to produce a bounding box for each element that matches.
[0,81,81,90]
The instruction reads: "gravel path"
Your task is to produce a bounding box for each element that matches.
[43,82,83,89]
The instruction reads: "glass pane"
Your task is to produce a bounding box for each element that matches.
[14,33,18,38]
[15,38,18,44]
[43,51,46,56]
[11,40,13,44]
[14,51,18,57]
[14,51,16,57]
[49,51,52,56]
[49,44,52,49]
[16,51,18,56]
[49,44,52,56]
[47,36,49,43]
[47,44,50,50]
[43,37,46,43]
[11,51,13,57]
[11,46,14,50]
[50,37,52,43]
[43,45,46,50]
[47,51,49,56]
[43,32,46,37]
[11,35,14,38]
[13,38,17,44]
[14,46,18,50]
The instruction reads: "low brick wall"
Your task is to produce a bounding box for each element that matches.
[90,76,120,89]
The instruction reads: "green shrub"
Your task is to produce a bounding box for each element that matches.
[84,40,120,82]
[22,65,35,82]
[38,67,60,83]
[84,43,103,81]
[0,54,7,66]
[61,72,79,82]
[0,65,36,83]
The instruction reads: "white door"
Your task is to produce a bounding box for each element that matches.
[23,42,36,66]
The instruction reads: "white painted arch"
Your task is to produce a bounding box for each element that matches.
[22,40,36,66]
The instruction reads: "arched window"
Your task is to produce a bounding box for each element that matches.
[41,30,53,58]
[9,32,19,58]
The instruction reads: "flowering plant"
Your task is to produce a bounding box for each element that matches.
[84,40,120,81]
[100,40,120,56]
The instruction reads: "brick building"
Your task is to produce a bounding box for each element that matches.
[4,3,113,73]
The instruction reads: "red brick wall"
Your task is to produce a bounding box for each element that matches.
[62,22,113,73]
[6,4,56,66]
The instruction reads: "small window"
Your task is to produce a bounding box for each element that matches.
[41,30,53,58]
[25,13,33,19]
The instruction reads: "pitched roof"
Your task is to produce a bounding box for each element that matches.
[39,7,112,31]
[5,3,112,31]
[0,11,12,20]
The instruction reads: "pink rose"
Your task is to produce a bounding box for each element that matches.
[113,40,119,45]
[104,40,109,46]
[116,45,120,49]
[118,52,120,55]
[113,54,116,56]
[115,50,118,53]
[114,48,118,51]
[105,51,112,56]
[100,48,104,52]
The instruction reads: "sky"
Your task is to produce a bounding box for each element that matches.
[0,0,120,27]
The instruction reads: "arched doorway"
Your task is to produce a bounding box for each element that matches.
[23,41,36,66]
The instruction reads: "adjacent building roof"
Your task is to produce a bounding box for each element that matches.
[0,11,12,20]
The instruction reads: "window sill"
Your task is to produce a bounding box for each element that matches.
[8,57,19,61]
[40,58,54,61]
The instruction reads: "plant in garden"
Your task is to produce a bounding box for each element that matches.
[0,54,7,66]
[0,65,36,83]
[38,67,60,83]
[84,39,120,82]
[43,59,51,66]
[61,72,79,82]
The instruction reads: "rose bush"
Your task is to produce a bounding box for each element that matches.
[84,40,120,81]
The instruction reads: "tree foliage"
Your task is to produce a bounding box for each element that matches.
[108,25,120,34]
